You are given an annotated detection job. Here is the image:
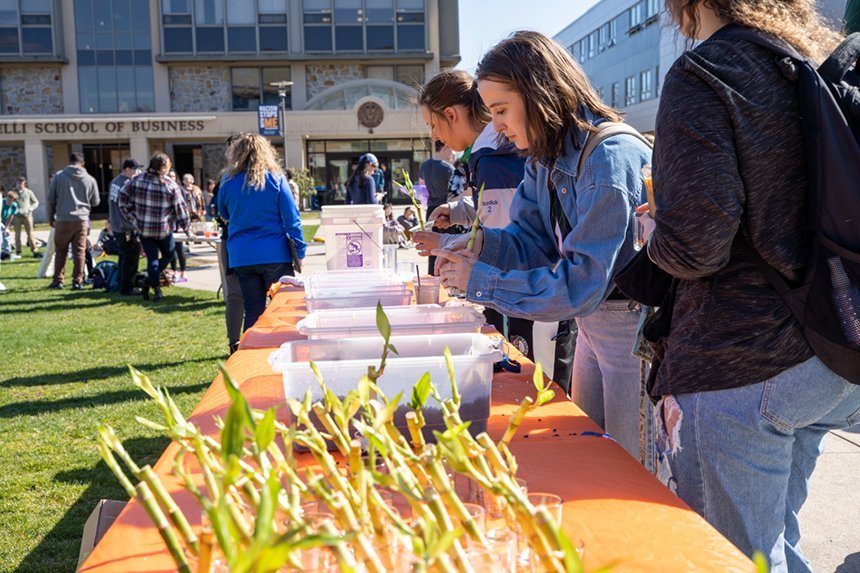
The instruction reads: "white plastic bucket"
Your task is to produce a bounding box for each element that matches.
[320,205,384,270]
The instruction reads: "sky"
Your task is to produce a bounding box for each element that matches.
[455,0,602,73]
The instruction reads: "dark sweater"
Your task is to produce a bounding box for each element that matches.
[647,25,813,397]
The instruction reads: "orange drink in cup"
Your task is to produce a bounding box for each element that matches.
[641,164,655,217]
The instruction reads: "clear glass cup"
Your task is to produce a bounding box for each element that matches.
[486,527,518,573]
[527,493,564,523]
[463,547,502,572]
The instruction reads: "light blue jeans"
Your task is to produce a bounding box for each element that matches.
[664,357,860,573]
[572,299,648,461]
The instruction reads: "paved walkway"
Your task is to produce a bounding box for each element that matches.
[26,225,860,572]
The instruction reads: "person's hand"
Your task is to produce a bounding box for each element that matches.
[428,204,452,229]
[432,248,478,292]
[413,231,469,257]
[634,203,656,244]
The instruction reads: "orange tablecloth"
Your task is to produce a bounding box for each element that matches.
[81,288,754,573]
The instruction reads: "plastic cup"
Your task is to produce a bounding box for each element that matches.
[527,492,564,523]
[414,275,441,305]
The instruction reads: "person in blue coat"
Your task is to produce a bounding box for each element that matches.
[429,31,652,461]
[217,133,306,331]
[345,153,379,205]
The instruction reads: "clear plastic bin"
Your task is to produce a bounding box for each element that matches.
[305,286,412,312]
[305,269,406,296]
[321,205,384,270]
[297,304,486,339]
[269,333,502,442]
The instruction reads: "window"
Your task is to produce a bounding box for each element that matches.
[640,69,652,100]
[587,31,595,59]
[76,0,154,113]
[608,19,617,46]
[625,75,636,106]
[303,0,422,53]
[231,66,291,110]
[365,63,422,86]
[162,0,289,55]
[577,38,587,61]
[0,0,55,55]
[598,23,608,52]
[646,0,659,19]
[366,0,394,50]
[628,1,642,29]
[396,0,424,51]
[611,82,619,108]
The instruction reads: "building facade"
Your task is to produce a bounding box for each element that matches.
[554,0,847,134]
[0,0,459,220]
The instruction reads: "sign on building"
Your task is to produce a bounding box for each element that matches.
[258,105,281,136]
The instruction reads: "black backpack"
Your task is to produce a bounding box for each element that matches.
[92,260,120,292]
[723,26,860,384]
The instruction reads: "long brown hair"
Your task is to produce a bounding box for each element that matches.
[417,69,491,134]
[665,0,842,61]
[475,31,623,160]
[223,132,283,190]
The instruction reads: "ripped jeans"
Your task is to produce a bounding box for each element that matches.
[656,357,860,573]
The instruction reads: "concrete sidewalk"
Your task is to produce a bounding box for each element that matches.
[28,227,860,572]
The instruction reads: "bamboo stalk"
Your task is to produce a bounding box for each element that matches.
[135,482,192,573]
[501,396,535,446]
[140,465,199,554]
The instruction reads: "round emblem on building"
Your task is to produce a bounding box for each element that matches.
[357,101,384,128]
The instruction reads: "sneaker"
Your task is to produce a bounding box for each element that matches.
[83,278,94,286]
[33,252,43,259]
[71,282,83,290]
[47,281,64,289]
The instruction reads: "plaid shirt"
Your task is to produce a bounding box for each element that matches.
[118,172,190,239]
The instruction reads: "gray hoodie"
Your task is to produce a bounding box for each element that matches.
[47,165,100,222]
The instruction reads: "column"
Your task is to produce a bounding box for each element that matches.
[285,135,304,170]
[129,137,150,164]
[24,139,48,223]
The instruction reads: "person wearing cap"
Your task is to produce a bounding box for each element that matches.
[369,155,385,200]
[108,158,143,295]
[345,153,379,205]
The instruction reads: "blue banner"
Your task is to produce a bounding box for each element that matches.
[258,105,280,136]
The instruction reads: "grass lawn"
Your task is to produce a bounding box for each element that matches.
[0,256,228,572]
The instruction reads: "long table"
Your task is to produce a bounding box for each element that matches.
[80,286,754,572]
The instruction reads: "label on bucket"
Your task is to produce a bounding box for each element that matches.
[337,232,364,267]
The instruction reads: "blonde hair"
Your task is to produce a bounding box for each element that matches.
[666,0,842,61]
[223,133,283,190]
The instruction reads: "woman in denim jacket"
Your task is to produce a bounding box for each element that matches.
[431,31,652,461]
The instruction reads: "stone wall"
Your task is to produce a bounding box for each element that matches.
[169,66,231,112]
[0,146,26,189]
[306,64,365,100]
[201,143,228,183]
[1,67,63,115]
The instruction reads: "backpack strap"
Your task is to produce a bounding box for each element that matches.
[819,33,860,83]
[575,122,653,181]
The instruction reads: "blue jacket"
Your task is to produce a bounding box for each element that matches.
[468,121,652,321]
[218,171,306,268]
[345,174,377,205]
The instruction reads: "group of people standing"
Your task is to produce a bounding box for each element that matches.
[1,177,41,260]
[409,2,860,572]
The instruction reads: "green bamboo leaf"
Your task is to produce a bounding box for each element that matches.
[219,365,257,431]
[427,527,462,558]
[537,388,556,407]
[128,366,159,400]
[556,528,585,573]
[221,395,246,468]
[533,361,545,393]
[443,346,461,406]
[375,301,391,342]
[134,416,168,433]
[358,375,372,405]
[255,408,277,451]
[387,343,399,355]
[409,372,432,410]
[753,552,770,573]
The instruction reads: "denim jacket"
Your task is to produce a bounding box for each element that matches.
[467,122,652,321]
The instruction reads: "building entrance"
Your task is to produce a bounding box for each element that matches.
[82,143,130,216]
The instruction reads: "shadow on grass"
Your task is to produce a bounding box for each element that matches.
[0,382,209,419]
[0,290,223,314]
[13,437,169,573]
[1,356,221,388]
